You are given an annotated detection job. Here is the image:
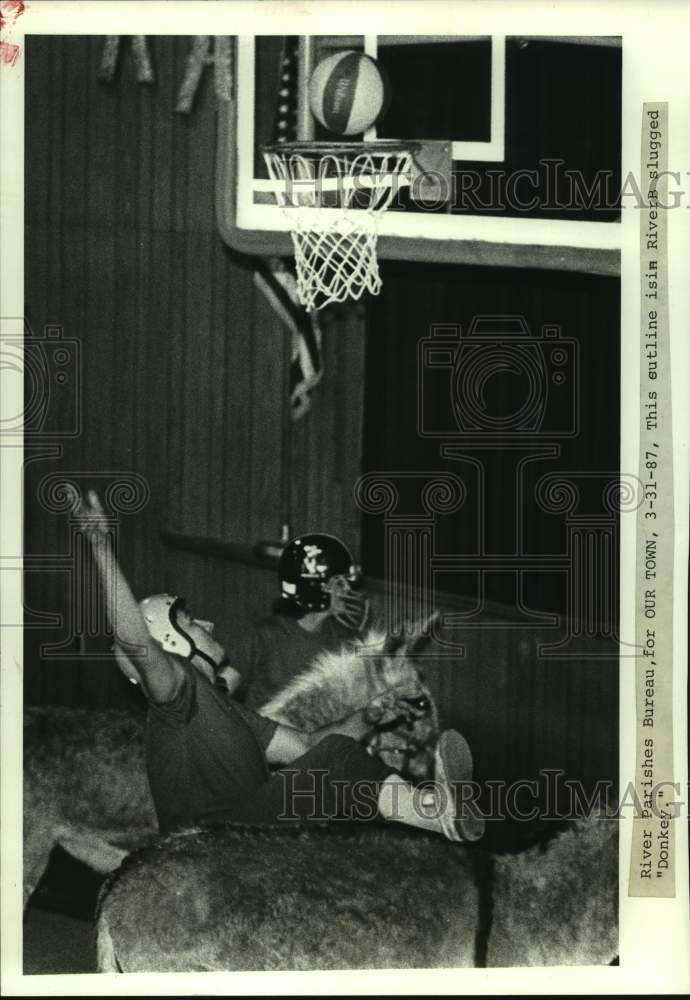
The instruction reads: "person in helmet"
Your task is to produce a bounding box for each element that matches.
[114,593,224,688]
[278,533,367,629]
[217,533,371,709]
[75,488,484,843]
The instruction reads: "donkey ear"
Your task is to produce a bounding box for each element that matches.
[406,610,441,656]
[381,631,407,657]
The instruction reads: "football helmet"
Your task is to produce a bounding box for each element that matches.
[139,593,222,673]
[279,534,359,614]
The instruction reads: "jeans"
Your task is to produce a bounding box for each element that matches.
[219,734,396,826]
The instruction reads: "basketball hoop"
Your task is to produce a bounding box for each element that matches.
[261,141,419,312]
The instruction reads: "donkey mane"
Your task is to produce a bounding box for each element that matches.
[260,628,426,730]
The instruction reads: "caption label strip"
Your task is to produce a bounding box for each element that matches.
[628,102,675,898]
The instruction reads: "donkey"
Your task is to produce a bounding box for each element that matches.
[96,814,618,971]
[24,629,438,908]
[23,706,155,910]
[259,628,439,781]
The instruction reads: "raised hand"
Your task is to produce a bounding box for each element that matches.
[73,489,110,543]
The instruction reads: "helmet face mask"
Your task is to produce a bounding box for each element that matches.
[279,534,361,619]
[324,574,370,632]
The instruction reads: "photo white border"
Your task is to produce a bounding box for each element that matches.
[1,1,688,996]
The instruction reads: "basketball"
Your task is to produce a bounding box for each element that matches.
[308,51,389,136]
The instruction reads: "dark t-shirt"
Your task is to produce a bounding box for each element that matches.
[224,614,361,709]
[146,658,278,834]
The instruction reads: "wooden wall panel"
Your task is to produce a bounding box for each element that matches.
[247,295,286,540]
[289,307,366,555]
[218,262,254,543]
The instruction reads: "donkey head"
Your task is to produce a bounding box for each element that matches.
[260,616,441,782]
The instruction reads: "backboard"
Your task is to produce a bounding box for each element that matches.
[217,35,621,276]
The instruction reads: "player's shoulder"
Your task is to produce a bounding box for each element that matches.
[144,651,194,714]
[254,613,301,638]
[322,615,364,644]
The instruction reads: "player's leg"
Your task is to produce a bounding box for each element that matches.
[380,730,485,842]
[240,729,484,842]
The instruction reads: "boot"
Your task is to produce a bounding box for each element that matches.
[427,729,485,842]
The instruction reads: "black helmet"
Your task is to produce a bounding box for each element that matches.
[279,533,358,613]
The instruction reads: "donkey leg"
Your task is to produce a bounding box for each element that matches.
[96,911,121,972]
[56,827,130,875]
[23,823,57,911]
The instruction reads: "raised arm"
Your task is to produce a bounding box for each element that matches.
[74,489,183,704]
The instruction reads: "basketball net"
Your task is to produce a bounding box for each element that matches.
[262,143,416,312]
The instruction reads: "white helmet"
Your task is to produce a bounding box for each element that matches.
[139,593,221,672]
[140,593,193,657]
